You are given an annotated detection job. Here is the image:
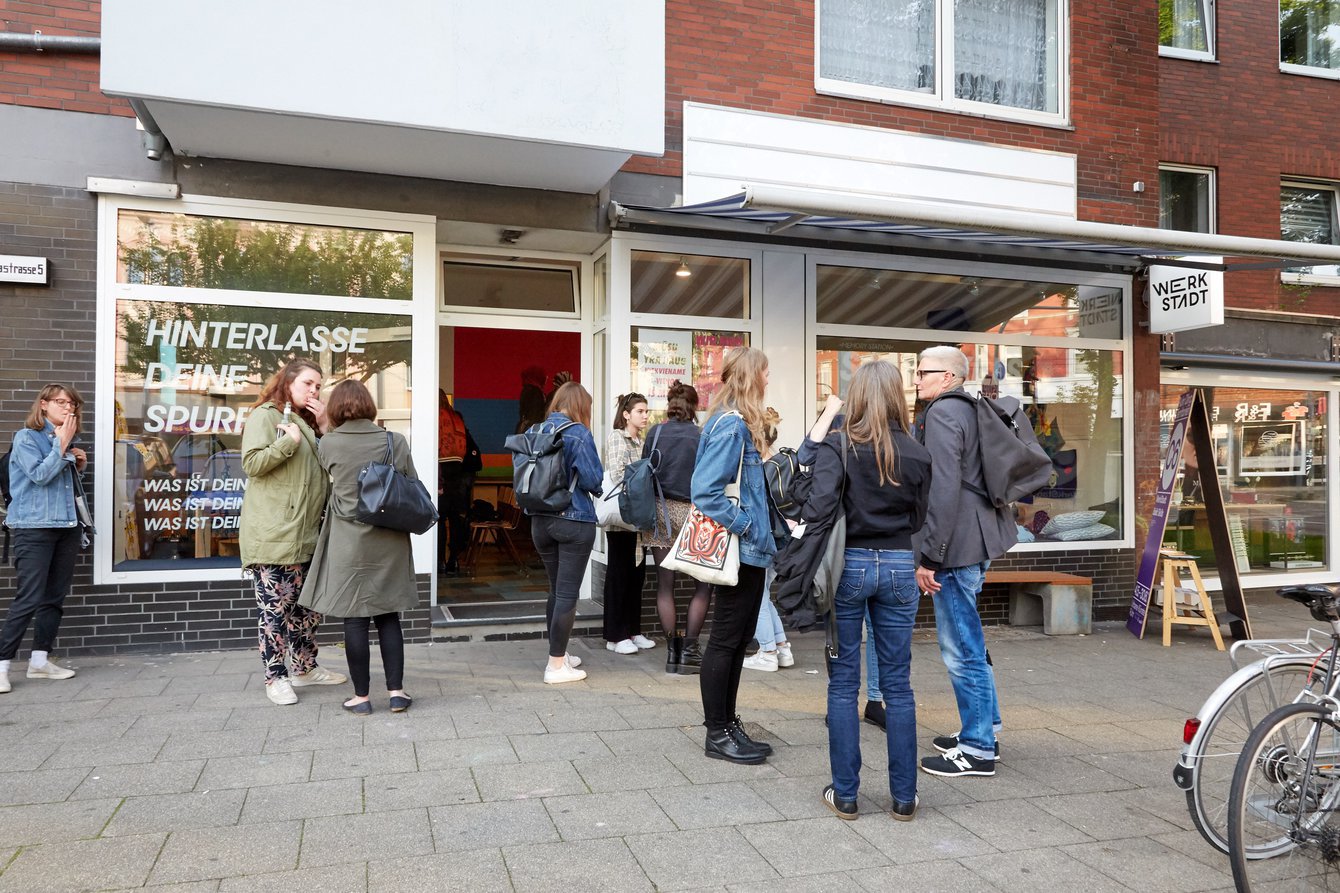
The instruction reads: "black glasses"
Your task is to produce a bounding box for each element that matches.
[47,398,76,408]
[914,369,949,378]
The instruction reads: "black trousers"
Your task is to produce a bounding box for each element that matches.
[601,530,646,642]
[342,613,405,697]
[0,528,81,661]
[531,514,596,657]
[438,462,474,567]
[699,563,768,731]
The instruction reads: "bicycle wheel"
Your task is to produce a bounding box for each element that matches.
[1187,659,1316,854]
[1228,702,1340,891]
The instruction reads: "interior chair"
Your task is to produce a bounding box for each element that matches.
[461,488,530,576]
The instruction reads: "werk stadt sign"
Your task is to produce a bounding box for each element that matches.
[1148,260,1224,334]
[0,254,49,285]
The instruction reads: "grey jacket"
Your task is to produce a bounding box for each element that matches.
[913,387,1017,570]
[298,419,419,618]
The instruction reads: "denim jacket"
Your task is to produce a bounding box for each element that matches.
[531,413,604,524]
[7,423,79,529]
[690,410,776,568]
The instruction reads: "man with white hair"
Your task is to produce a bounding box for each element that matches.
[912,345,1014,777]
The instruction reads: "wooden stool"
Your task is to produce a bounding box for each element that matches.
[1159,550,1225,651]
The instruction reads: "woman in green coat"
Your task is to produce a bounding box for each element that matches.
[240,358,347,708]
[300,379,418,715]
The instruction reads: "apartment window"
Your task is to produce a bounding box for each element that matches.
[1159,0,1214,58]
[1281,182,1340,281]
[816,0,1065,122]
[1282,0,1340,75]
[1159,167,1215,233]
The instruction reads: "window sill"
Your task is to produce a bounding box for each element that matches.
[815,81,1072,131]
[1159,47,1217,63]
[1281,272,1340,287]
[1280,63,1340,81]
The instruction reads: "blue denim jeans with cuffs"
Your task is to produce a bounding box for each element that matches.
[930,561,1000,760]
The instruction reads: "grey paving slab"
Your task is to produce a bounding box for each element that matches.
[851,860,1005,893]
[451,710,548,738]
[625,827,778,890]
[0,766,88,804]
[761,718,830,746]
[160,728,267,761]
[128,709,233,734]
[299,807,434,868]
[428,798,559,852]
[508,730,612,762]
[503,837,652,892]
[357,713,460,746]
[758,743,830,779]
[163,672,252,695]
[0,832,167,893]
[614,701,706,729]
[747,776,845,821]
[543,789,677,840]
[197,751,313,790]
[262,722,366,753]
[43,734,168,769]
[16,715,138,745]
[936,799,1094,852]
[850,805,1000,864]
[109,882,221,893]
[959,847,1132,893]
[573,753,692,792]
[219,863,367,893]
[664,749,784,784]
[310,742,418,780]
[597,726,703,757]
[728,872,868,893]
[414,735,518,770]
[80,678,171,700]
[363,767,479,811]
[222,703,323,728]
[1004,754,1139,795]
[368,848,511,893]
[1030,790,1183,841]
[239,777,364,823]
[650,781,786,830]
[1063,836,1234,892]
[104,788,246,836]
[1,741,58,771]
[0,798,120,846]
[740,816,890,877]
[150,820,302,884]
[472,758,589,801]
[88,694,201,718]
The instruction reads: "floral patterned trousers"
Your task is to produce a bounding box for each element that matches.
[250,563,322,682]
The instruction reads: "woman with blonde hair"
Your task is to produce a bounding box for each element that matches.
[795,359,932,821]
[689,346,777,763]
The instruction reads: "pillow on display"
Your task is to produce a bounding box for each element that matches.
[1040,510,1107,536]
[1016,524,1036,543]
[1052,522,1117,542]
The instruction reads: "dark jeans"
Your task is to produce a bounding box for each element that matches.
[531,514,596,657]
[700,562,767,731]
[0,527,81,660]
[342,613,405,697]
[438,462,474,568]
[602,530,646,642]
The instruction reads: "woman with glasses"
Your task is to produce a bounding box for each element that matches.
[0,384,89,692]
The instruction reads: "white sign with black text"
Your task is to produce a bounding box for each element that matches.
[1149,259,1224,333]
[0,254,49,285]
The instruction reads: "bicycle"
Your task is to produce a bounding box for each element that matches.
[1226,585,1340,891]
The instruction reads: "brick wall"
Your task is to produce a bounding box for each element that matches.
[0,0,132,117]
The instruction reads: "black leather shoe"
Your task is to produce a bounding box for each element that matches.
[705,728,767,764]
[729,716,772,757]
[863,700,887,730]
[678,638,703,675]
[822,784,858,820]
[666,635,683,674]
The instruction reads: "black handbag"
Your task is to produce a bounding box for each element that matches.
[354,432,438,535]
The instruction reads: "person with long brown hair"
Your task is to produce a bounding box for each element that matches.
[689,346,778,764]
[239,358,346,706]
[602,392,653,656]
[0,384,89,691]
[795,359,931,821]
[522,380,604,684]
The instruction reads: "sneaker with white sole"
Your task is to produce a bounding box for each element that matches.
[776,643,795,668]
[543,663,587,684]
[932,734,1000,762]
[266,677,298,705]
[742,650,779,672]
[26,659,75,680]
[291,665,347,687]
[610,639,638,655]
[564,653,582,668]
[919,747,995,777]
[631,634,656,650]
[0,671,9,693]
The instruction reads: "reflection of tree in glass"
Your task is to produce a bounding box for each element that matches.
[119,215,413,299]
[1281,0,1340,67]
[1159,0,1209,52]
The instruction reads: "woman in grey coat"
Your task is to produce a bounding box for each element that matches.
[300,379,417,715]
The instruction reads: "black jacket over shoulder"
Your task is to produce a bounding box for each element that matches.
[799,429,932,551]
[642,420,700,502]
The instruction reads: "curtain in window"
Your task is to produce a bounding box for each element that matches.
[1160,0,1209,52]
[955,0,1057,112]
[1281,0,1340,69]
[1282,184,1340,277]
[819,0,935,93]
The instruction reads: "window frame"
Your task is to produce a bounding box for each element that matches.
[1159,164,1217,234]
[814,0,1071,128]
[1281,179,1340,286]
[1159,0,1217,62]
[1280,0,1340,79]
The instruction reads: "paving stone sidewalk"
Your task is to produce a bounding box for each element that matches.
[0,593,1309,892]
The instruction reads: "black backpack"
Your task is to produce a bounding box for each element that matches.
[504,420,579,514]
[763,446,802,520]
[937,391,1052,507]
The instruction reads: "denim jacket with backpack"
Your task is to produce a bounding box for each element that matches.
[6,424,80,529]
[522,413,604,523]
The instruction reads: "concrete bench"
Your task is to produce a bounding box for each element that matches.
[986,570,1094,636]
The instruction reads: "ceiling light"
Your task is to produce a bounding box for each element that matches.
[675,258,692,278]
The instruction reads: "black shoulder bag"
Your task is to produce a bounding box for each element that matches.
[355,432,438,535]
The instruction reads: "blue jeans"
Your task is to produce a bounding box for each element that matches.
[865,606,882,702]
[753,568,785,652]
[827,548,918,805]
[930,562,999,760]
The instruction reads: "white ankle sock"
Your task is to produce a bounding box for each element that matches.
[30,651,48,669]
[0,660,9,675]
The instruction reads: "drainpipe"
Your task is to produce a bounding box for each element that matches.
[0,31,169,160]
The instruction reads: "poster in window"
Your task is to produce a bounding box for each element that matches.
[1235,420,1305,477]
[693,331,747,408]
[636,330,692,408]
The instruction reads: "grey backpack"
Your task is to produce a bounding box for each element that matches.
[505,420,578,514]
[939,392,1053,507]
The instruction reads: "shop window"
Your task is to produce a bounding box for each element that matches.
[1282,181,1340,281]
[816,266,1122,339]
[1281,0,1340,75]
[632,327,749,420]
[112,299,412,571]
[441,260,579,315]
[1160,385,1328,575]
[630,252,749,318]
[1159,166,1215,233]
[815,338,1124,544]
[1159,0,1214,58]
[816,0,1065,121]
[116,210,413,299]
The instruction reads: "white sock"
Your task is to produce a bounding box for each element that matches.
[30,651,48,669]
[0,660,9,675]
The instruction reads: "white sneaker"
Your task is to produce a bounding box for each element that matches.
[266,677,298,705]
[291,665,347,687]
[564,653,582,668]
[776,643,795,668]
[544,664,587,684]
[0,671,9,693]
[742,650,779,672]
[611,639,639,655]
[631,634,656,650]
[26,659,75,680]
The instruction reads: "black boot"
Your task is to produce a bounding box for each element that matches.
[678,638,703,675]
[666,634,683,674]
[705,727,767,764]
[863,700,887,730]
[729,715,773,757]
